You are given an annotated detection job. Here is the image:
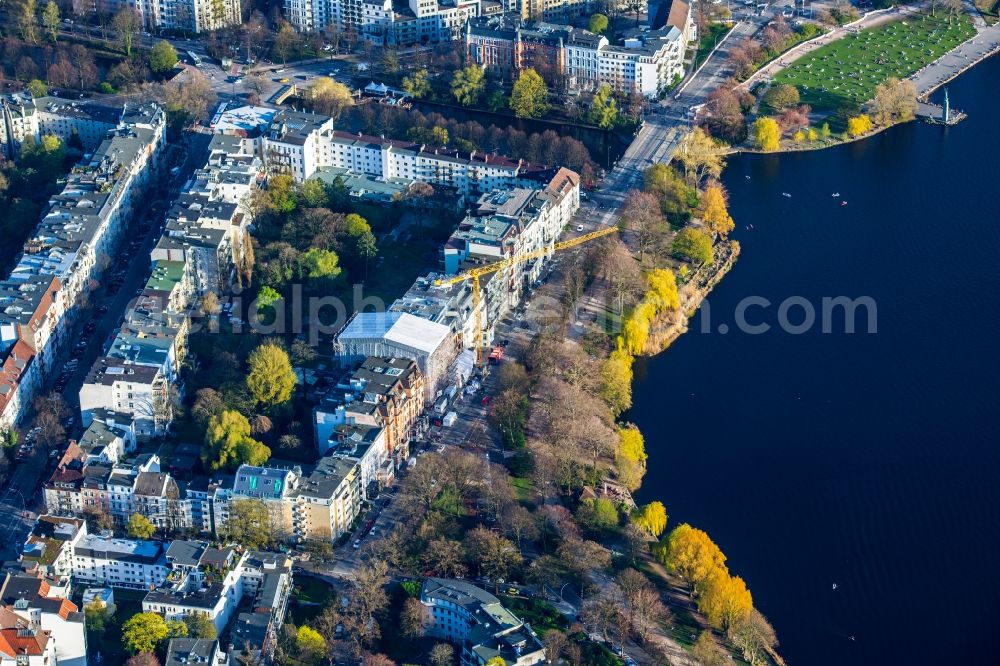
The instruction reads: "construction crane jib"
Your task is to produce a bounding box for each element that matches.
[434,225,619,367]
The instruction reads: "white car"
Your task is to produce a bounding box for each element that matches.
[576,225,584,232]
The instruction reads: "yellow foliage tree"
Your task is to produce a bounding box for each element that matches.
[646,269,680,313]
[631,500,668,538]
[807,127,819,141]
[847,114,874,137]
[599,349,634,417]
[246,342,296,406]
[621,311,650,356]
[698,570,754,630]
[701,186,735,238]
[658,523,728,589]
[616,424,647,491]
[752,117,781,152]
[793,130,805,143]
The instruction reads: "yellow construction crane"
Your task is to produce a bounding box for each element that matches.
[435,225,619,366]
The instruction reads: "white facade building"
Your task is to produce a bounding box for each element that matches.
[71,534,171,590]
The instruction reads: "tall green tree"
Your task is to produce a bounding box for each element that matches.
[204,410,271,470]
[26,79,48,98]
[42,0,59,42]
[121,613,169,654]
[589,13,609,34]
[451,65,486,106]
[246,342,296,406]
[149,40,179,74]
[588,84,619,129]
[402,68,431,99]
[509,68,549,118]
[183,613,217,639]
[299,247,342,281]
[671,227,714,265]
[19,0,39,44]
[296,626,326,664]
[126,513,155,539]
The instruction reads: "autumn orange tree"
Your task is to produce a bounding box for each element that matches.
[657,523,727,589]
[701,185,735,238]
[698,569,753,630]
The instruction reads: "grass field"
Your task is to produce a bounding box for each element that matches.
[772,13,975,113]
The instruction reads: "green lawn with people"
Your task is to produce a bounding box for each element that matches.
[772,13,975,113]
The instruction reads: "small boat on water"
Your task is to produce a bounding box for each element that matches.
[841,201,848,206]
[832,192,840,197]
[782,192,792,198]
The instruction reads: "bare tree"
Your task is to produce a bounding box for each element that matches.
[619,189,666,262]
[111,8,140,57]
[602,239,642,314]
[34,392,68,447]
[343,559,390,654]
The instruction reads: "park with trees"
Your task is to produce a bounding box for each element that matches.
[715,11,971,153]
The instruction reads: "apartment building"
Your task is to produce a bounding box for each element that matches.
[166,638,227,666]
[130,0,244,32]
[0,104,166,430]
[263,110,561,195]
[35,99,124,151]
[79,358,168,438]
[76,410,137,464]
[420,578,546,666]
[19,516,88,581]
[0,341,38,432]
[152,193,247,296]
[467,14,690,97]
[335,312,454,399]
[0,92,39,159]
[0,275,65,378]
[360,0,482,46]
[15,523,290,662]
[44,446,162,521]
[0,572,83,666]
[290,455,363,542]
[71,534,171,590]
[212,457,368,543]
[143,541,244,634]
[314,356,425,465]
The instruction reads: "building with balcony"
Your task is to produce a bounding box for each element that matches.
[420,578,545,666]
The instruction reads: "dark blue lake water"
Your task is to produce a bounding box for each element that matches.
[631,57,1000,665]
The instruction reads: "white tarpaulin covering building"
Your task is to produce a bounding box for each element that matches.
[335,312,454,398]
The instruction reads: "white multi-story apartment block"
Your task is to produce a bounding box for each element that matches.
[420,578,546,666]
[467,14,690,97]
[360,0,481,46]
[263,110,563,196]
[70,534,171,590]
[79,358,168,438]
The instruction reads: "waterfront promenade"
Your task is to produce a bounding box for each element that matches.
[909,22,1000,97]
